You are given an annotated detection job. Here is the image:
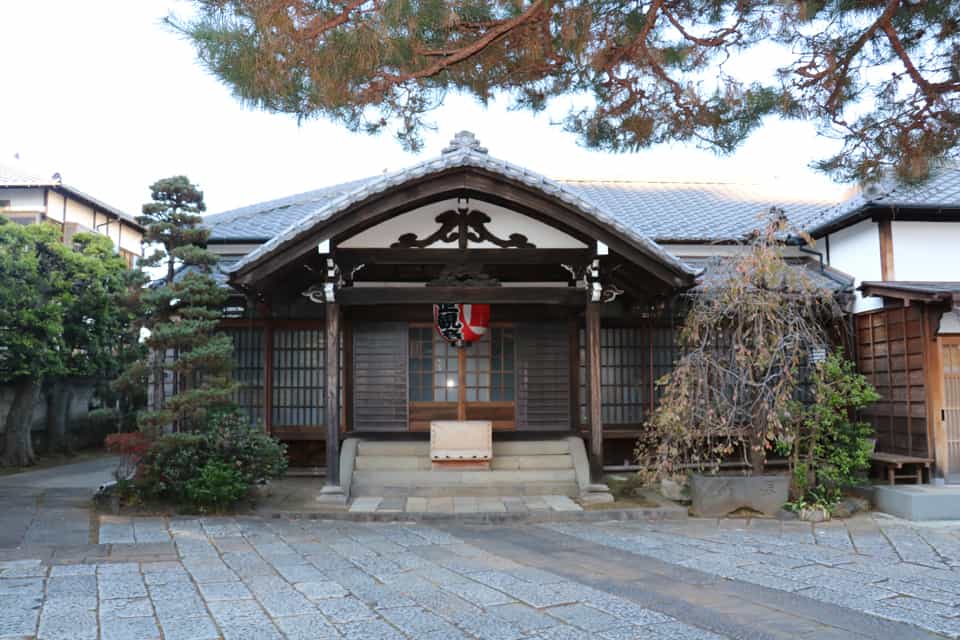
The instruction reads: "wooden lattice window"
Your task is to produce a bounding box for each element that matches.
[222,327,264,425]
[855,306,928,457]
[578,324,681,425]
[408,326,515,402]
[408,327,435,402]
[271,328,325,426]
[490,328,516,401]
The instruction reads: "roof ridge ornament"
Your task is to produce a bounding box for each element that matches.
[442,131,488,155]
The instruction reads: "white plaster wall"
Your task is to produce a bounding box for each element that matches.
[340,198,586,249]
[820,219,883,312]
[891,221,960,282]
[0,187,45,210]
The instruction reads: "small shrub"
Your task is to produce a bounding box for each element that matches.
[104,431,152,480]
[185,460,248,512]
[134,408,287,509]
[787,351,879,510]
[206,409,287,484]
[136,433,209,502]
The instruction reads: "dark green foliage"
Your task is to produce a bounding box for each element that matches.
[788,351,879,510]
[185,460,249,512]
[0,220,136,465]
[174,1,959,181]
[136,409,287,508]
[123,176,236,434]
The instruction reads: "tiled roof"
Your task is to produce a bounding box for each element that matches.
[205,178,374,241]
[687,257,854,292]
[201,136,960,257]
[225,132,699,280]
[0,161,52,187]
[559,180,835,242]
[860,281,960,300]
[0,161,142,229]
[806,164,960,235]
[205,175,836,245]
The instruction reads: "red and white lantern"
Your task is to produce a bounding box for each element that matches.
[433,303,490,346]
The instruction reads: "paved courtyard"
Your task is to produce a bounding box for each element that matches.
[3,512,960,639]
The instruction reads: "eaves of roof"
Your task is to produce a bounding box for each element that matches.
[225,146,702,283]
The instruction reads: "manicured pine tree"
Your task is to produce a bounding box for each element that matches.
[130,176,235,435]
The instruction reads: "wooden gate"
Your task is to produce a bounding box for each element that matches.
[942,339,960,479]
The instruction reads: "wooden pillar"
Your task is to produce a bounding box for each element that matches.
[879,219,895,281]
[586,302,603,477]
[923,305,948,480]
[324,303,341,488]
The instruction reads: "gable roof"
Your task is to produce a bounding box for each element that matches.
[0,161,143,230]
[225,132,700,283]
[806,164,960,236]
[206,175,836,245]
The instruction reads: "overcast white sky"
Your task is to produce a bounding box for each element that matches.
[0,1,850,216]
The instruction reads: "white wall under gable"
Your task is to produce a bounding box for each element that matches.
[891,221,960,282]
[820,219,883,313]
[338,198,587,249]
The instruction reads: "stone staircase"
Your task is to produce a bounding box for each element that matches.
[347,438,589,498]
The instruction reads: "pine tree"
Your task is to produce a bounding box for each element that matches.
[171,1,960,182]
[131,176,235,435]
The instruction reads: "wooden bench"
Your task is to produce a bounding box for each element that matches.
[870,452,933,485]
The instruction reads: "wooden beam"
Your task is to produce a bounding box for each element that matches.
[337,287,586,306]
[325,303,341,487]
[586,302,603,477]
[335,248,591,267]
[878,219,895,281]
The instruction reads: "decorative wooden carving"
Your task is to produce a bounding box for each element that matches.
[393,210,461,248]
[426,263,500,288]
[392,208,536,249]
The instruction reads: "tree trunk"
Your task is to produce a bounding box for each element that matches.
[45,382,73,455]
[1,379,39,467]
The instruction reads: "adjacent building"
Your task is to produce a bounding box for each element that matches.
[0,161,143,265]
[806,167,960,481]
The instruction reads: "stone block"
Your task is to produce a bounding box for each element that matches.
[689,473,789,517]
[874,485,960,521]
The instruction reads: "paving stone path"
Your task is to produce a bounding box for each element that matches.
[3,518,728,640]
[4,513,960,639]
[545,517,960,638]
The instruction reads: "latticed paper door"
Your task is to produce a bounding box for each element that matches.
[942,340,960,480]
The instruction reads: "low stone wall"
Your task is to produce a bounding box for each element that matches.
[0,380,101,448]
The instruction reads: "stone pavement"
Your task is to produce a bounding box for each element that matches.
[0,456,117,550]
[545,516,960,638]
[0,455,119,490]
[4,518,734,640]
[1,513,956,640]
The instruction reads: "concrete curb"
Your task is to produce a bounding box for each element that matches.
[254,504,688,524]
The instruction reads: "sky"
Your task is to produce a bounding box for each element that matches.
[0,1,851,217]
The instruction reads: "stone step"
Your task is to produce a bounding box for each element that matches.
[350,482,579,498]
[490,454,573,470]
[355,439,571,457]
[354,453,575,472]
[493,441,570,456]
[355,456,432,471]
[352,469,576,487]
[357,441,429,456]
